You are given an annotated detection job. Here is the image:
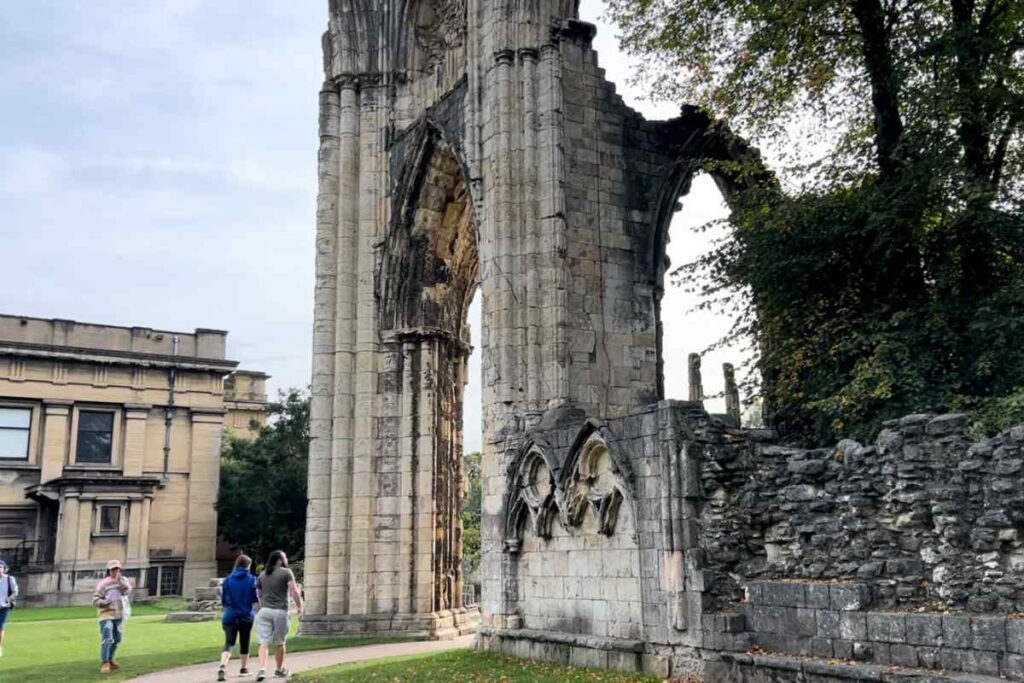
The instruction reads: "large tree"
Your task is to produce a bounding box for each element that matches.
[461,451,482,579]
[217,389,309,570]
[607,0,1024,443]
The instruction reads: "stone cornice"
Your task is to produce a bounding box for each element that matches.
[0,342,238,373]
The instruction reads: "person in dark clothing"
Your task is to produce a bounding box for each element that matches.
[218,554,259,681]
[0,559,19,658]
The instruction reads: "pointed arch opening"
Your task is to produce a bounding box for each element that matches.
[377,128,481,613]
[655,173,739,414]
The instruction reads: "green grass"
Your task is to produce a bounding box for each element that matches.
[8,597,190,623]
[292,650,662,682]
[0,606,408,683]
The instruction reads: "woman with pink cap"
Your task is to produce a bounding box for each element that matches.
[92,559,131,675]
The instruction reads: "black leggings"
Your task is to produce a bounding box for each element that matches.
[223,619,253,656]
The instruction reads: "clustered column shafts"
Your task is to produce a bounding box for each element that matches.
[305,84,342,617]
[328,80,361,616]
[538,41,569,407]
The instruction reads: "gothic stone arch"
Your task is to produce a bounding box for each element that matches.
[302,0,773,665]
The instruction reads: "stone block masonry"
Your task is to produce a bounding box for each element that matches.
[480,405,1024,680]
[701,413,1024,615]
[306,1,1023,679]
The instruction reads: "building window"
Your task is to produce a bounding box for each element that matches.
[76,411,114,464]
[147,564,183,596]
[0,407,31,460]
[99,505,121,534]
[159,565,182,596]
[94,504,126,536]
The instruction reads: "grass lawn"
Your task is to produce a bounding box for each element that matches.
[7,597,191,623]
[292,650,662,682]
[0,602,408,683]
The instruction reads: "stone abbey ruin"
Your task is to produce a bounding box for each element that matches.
[301,1,1024,679]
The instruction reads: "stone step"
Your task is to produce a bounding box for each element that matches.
[165,611,218,623]
[721,652,1016,682]
[188,599,220,612]
[208,578,223,588]
[193,587,220,601]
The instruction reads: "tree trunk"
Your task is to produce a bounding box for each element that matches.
[851,0,905,183]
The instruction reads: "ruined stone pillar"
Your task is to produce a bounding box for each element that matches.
[688,353,704,403]
[724,363,740,426]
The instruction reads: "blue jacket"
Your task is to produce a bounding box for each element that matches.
[221,567,258,624]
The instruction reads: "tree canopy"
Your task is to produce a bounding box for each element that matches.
[217,388,309,568]
[607,0,1024,444]
[461,451,482,586]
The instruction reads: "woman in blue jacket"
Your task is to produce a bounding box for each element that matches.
[218,554,259,681]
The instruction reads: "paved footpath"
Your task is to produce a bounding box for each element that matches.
[128,635,475,682]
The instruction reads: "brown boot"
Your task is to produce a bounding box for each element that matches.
[109,660,121,670]
[100,662,112,674]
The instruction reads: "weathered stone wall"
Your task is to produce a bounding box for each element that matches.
[480,405,1024,680]
[740,579,1024,678]
[518,509,643,639]
[700,413,1024,614]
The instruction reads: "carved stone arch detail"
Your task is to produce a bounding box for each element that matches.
[392,0,468,84]
[324,0,377,77]
[560,418,635,489]
[558,421,633,536]
[377,119,479,335]
[492,0,580,44]
[503,439,558,548]
[646,107,775,287]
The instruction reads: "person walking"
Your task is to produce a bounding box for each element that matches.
[254,550,303,681]
[0,559,19,657]
[218,554,258,681]
[93,559,131,675]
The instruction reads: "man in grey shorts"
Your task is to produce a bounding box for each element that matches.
[254,550,303,681]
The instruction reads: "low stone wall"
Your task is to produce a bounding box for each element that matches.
[720,651,1011,682]
[489,404,1024,680]
[701,414,1024,613]
[300,606,480,639]
[743,580,1024,679]
[478,627,646,673]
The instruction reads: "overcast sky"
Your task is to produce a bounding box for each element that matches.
[1,1,740,453]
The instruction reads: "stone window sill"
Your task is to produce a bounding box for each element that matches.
[0,461,40,471]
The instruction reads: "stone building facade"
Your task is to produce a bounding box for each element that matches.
[0,315,264,605]
[304,1,1024,679]
[223,370,270,439]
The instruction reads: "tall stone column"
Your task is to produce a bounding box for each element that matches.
[305,82,342,618]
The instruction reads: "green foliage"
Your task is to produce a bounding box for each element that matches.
[609,0,1024,443]
[217,388,310,565]
[701,179,1024,443]
[965,386,1024,437]
[461,451,482,580]
[292,649,661,682]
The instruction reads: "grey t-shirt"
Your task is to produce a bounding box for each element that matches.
[257,567,294,610]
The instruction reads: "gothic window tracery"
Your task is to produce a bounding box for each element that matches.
[504,428,630,549]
